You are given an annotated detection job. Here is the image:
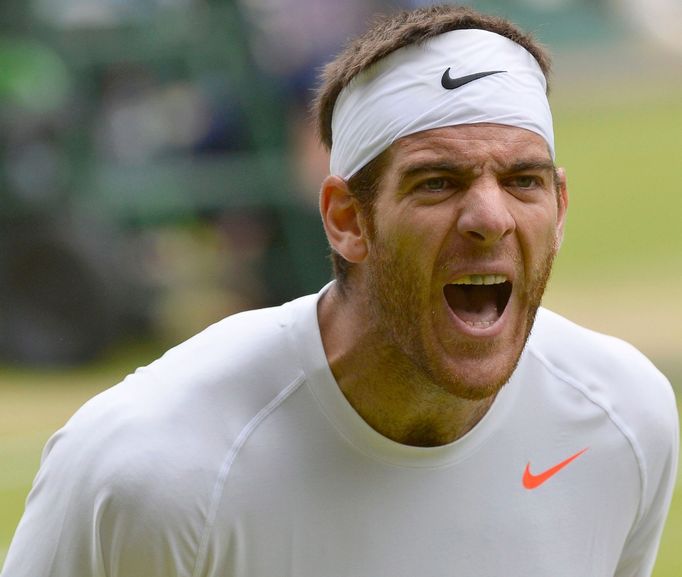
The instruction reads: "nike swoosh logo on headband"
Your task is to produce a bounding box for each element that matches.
[441,68,506,90]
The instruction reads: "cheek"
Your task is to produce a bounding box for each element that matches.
[373,212,435,257]
[523,200,560,237]
[516,209,562,263]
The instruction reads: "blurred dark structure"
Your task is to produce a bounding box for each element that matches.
[0,0,331,365]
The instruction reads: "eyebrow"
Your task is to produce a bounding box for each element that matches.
[398,161,475,187]
[397,158,555,187]
[504,159,556,173]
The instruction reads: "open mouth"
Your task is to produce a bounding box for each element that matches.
[444,274,512,329]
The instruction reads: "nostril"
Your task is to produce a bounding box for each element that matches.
[466,230,486,242]
[460,217,515,244]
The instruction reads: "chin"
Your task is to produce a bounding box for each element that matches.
[438,357,519,400]
[433,320,533,401]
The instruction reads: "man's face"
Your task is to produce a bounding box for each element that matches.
[357,123,567,400]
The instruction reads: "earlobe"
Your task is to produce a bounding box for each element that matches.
[555,167,569,249]
[319,175,368,263]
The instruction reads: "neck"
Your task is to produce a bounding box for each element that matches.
[317,284,496,447]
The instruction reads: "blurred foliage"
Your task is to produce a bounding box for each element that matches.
[0,38,70,113]
[0,0,330,365]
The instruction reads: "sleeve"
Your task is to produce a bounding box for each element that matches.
[0,376,212,577]
[614,372,679,577]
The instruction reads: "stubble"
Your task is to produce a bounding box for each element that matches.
[364,234,558,401]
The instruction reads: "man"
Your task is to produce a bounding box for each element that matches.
[2,5,677,577]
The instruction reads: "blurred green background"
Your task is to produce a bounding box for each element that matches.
[1,0,680,573]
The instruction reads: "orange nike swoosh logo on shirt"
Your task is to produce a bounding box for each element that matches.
[522,448,589,490]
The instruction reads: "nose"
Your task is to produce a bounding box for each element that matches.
[456,180,515,246]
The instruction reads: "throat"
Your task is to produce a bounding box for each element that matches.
[387,391,497,447]
[335,348,497,446]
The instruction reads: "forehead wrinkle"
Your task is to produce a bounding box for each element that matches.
[388,125,553,186]
[391,137,485,174]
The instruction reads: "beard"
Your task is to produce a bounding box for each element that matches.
[363,233,558,401]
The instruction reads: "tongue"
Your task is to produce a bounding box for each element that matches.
[445,285,500,325]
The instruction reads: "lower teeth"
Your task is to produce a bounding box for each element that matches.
[466,319,496,328]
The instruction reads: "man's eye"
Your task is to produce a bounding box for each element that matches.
[511,175,541,189]
[422,178,449,191]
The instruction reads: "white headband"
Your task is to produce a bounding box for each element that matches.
[330,29,554,179]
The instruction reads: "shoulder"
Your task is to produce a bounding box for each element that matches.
[39,296,317,512]
[527,307,678,462]
[528,307,674,403]
[15,296,321,574]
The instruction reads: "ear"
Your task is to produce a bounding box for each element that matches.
[554,167,569,249]
[319,175,368,264]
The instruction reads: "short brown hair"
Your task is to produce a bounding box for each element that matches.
[313,4,553,288]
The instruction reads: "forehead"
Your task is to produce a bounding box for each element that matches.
[388,123,552,172]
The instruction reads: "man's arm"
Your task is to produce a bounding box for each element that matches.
[1,375,211,577]
[614,382,679,577]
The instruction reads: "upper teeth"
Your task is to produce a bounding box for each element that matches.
[450,274,507,285]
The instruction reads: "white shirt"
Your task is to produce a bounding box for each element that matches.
[2,288,678,577]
